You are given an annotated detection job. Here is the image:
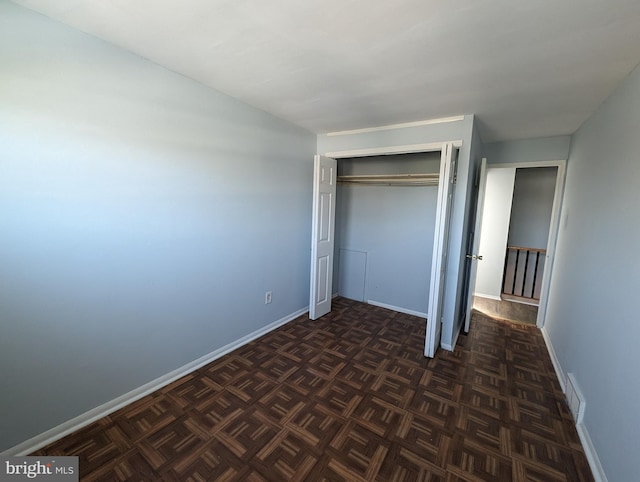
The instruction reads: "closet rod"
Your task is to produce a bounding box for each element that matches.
[337,173,439,186]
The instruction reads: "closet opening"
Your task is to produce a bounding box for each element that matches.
[310,142,459,357]
[333,152,441,316]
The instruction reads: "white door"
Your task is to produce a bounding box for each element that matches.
[464,158,487,332]
[425,144,456,357]
[309,155,337,320]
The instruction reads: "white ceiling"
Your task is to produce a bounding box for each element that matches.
[11,0,640,142]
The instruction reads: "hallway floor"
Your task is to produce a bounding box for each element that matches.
[473,295,538,325]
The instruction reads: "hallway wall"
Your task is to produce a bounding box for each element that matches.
[508,167,558,250]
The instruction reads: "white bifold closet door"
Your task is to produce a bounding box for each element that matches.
[463,158,488,333]
[424,143,456,357]
[309,155,337,320]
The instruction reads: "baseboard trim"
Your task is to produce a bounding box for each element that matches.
[576,422,608,482]
[473,292,502,301]
[366,300,427,318]
[500,294,539,307]
[540,328,605,481]
[2,306,309,456]
[441,325,461,352]
[540,326,566,392]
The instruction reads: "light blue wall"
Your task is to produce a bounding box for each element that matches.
[334,154,440,314]
[484,136,571,164]
[318,116,477,349]
[0,1,315,451]
[508,167,557,250]
[544,64,640,482]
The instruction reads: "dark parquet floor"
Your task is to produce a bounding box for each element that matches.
[34,297,594,481]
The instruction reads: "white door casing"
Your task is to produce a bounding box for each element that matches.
[425,143,456,357]
[534,161,566,328]
[309,155,337,320]
[464,158,487,332]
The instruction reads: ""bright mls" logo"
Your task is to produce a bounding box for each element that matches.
[0,457,78,481]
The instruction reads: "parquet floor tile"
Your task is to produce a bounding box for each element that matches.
[34,298,594,481]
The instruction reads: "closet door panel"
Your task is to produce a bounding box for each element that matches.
[310,155,337,319]
[425,144,456,357]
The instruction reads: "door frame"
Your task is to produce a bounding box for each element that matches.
[315,139,463,354]
[467,159,566,329]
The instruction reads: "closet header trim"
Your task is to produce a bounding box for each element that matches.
[324,140,463,159]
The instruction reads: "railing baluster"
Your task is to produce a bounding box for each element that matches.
[532,251,541,299]
[512,249,520,295]
[502,245,547,301]
[502,247,511,294]
[522,250,530,297]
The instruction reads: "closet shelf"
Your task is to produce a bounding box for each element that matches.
[337,173,439,186]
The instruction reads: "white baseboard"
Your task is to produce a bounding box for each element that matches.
[441,325,461,352]
[473,292,502,301]
[501,296,539,307]
[540,326,566,392]
[3,306,309,456]
[576,422,608,482]
[366,300,427,318]
[540,327,606,481]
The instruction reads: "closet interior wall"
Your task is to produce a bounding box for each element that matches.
[333,152,441,315]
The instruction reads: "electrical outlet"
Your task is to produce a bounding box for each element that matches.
[265,291,272,304]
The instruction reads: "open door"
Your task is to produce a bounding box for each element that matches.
[425,143,456,357]
[309,155,337,320]
[463,158,488,332]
